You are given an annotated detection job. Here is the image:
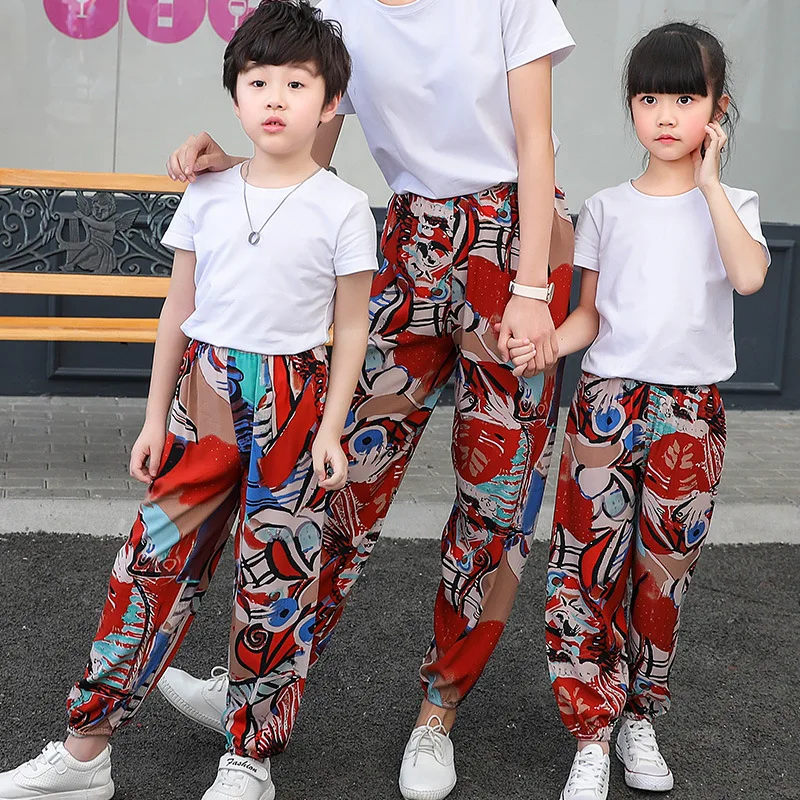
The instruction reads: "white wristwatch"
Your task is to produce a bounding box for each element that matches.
[509,280,554,303]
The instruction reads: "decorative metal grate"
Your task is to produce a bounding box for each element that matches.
[0,185,181,276]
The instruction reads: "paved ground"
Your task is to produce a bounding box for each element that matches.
[0,535,797,800]
[1,397,799,542]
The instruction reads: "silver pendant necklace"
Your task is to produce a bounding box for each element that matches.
[242,160,320,246]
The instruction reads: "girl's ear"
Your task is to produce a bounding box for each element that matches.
[715,94,731,122]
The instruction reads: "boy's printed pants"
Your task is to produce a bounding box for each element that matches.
[67,341,330,759]
[546,373,727,741]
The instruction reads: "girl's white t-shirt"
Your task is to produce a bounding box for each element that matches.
[575,181,770,386]
[161,166,378,355]
[316,0,575,199]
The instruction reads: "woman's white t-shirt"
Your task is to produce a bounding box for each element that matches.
[316,0,575,199]
[161,166,378,356]
[575,181,770,386]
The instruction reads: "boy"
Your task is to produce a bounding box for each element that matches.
[0,3,375,800]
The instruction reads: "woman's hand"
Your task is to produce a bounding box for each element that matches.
[166,132,238,183]
[312,430,348,491]
[497,294,559,376]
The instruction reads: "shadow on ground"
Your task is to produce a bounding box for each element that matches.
[0,534,797,799]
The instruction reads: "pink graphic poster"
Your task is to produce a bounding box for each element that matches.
[44,0,120,40]
[127,0,206,44]
[208,0,259,43]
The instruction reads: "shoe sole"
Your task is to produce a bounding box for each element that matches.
[398,778,456,800]
[0,782,116,800]
[614,745,674,792]
[157,680,226,736]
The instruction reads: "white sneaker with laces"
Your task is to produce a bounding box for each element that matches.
[0,741,114,800]
[398,716,456,800]
[559,744,610,800]
[615,718,674,791]
[157,666,228,735]
[201,754,275,800]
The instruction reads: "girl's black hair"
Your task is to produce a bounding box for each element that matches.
[624,22,739,144]
[223,0,351,107]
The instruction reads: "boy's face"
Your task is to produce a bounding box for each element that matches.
[234,61,339,157]
[631,91,726,162]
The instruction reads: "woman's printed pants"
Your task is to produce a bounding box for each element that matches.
[546,373,727,741]
[322,183,575,709]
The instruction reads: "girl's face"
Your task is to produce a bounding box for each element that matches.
[631,91,729,161]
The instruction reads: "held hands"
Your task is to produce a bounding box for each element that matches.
[495,294,559,379]
[693,121,726,194]
[166,132,235,183]
[312,430,348,492]
[129,423,166,484]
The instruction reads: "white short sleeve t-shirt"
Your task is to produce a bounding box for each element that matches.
[575,181,770,386]
[161,166,378,355]
[316,0,575,199]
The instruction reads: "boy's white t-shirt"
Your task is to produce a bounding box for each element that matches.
[316,0,575,199]
[574,181,771,386]
[161,166,378,356]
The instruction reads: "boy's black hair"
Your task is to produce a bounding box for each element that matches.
[223,0,351,107]
[624,22,739,145]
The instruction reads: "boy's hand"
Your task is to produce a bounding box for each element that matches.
[130,423,166,484]
[166,132,235,183]
[312,432,348,491]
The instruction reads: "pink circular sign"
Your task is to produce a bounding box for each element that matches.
[208,0,258,43]
[44,0,120,40]
[127,0,206,43]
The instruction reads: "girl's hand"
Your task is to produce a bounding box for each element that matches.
[508,336,538,377]
[312,431,348,491]
[492,323,544,378]
[693,121,727,194]
[130,423,166,484]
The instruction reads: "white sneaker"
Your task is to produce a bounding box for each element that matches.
[398,716,457,800]
[615,718,674,792]
[157,666,228,735]
[201,755,275,800]
[0,741,114,800]
[559,744,610,800]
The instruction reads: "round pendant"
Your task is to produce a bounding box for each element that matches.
[248,231,261,246]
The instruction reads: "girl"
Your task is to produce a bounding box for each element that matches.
[165,1,576,798]
[509,21,770,800]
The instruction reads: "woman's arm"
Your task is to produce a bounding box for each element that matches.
[167,116,346,182]
[501,55,560,373]
[129,248,196,482]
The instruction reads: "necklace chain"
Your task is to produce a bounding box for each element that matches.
[242,160,320,246]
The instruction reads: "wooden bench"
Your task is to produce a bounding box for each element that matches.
[0,169,183,344]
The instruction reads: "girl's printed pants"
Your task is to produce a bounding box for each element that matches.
[67,341,330,759]
[66,182,575,757]
[546,373,727,741]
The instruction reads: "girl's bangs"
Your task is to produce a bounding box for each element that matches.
[628,32,709,98]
